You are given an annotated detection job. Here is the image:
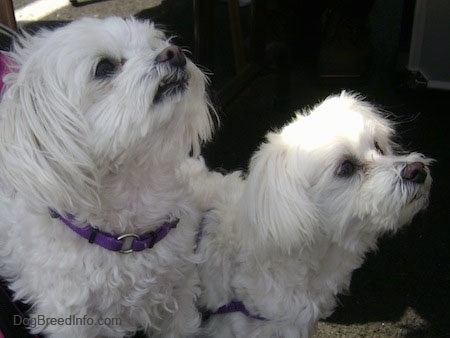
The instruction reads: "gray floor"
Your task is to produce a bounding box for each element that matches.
[13,0,161,23]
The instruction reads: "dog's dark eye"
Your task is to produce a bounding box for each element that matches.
[374,141,384,155]
[337,160,356,177]
[95,58,117,79]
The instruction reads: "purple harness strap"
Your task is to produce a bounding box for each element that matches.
[49,210,178,254]
[203,300,266,321]
[196,219,265,321]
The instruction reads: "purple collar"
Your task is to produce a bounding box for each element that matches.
[49,209,178,253]
[202,300,266,321]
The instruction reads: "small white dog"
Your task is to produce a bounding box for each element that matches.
[0,17,215,337]
[185,92,432,338]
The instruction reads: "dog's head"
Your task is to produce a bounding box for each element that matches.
[0,17,215,212]
[241,92,432,252]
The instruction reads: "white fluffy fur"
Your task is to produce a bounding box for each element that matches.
[0,17,215,337]
[183,92,432,338]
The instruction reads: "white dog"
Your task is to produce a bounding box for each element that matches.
[184,92,432,338]
[0,17,215,337]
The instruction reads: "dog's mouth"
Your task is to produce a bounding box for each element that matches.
[153,71,188,103]
[408,191,423,204]
[398,180,429,207]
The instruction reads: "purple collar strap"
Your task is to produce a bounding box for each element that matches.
[49,209,179,254]
[202,300,266,321]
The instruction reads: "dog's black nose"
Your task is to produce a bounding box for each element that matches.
[156,46,186,67]
[401,162,427,183]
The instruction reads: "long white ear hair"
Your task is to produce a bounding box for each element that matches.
[0,36,100,213]
[238,131,323,254]
[179,64,217,158]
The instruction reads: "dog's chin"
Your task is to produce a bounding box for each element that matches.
[396,197,428,228]
[406,191,428,208]
[406,187,430,212]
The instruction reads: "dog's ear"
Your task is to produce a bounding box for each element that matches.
[0,58,100,213]
[238,134,322,254]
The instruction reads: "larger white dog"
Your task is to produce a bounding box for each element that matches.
[0,17,214,337]
[186,92,432,338]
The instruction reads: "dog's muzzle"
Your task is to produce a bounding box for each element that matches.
[153,46,189,103]
[401,162,427,184]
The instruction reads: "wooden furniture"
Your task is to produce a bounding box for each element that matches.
[193,0,266,106]
[0,0,17,31]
